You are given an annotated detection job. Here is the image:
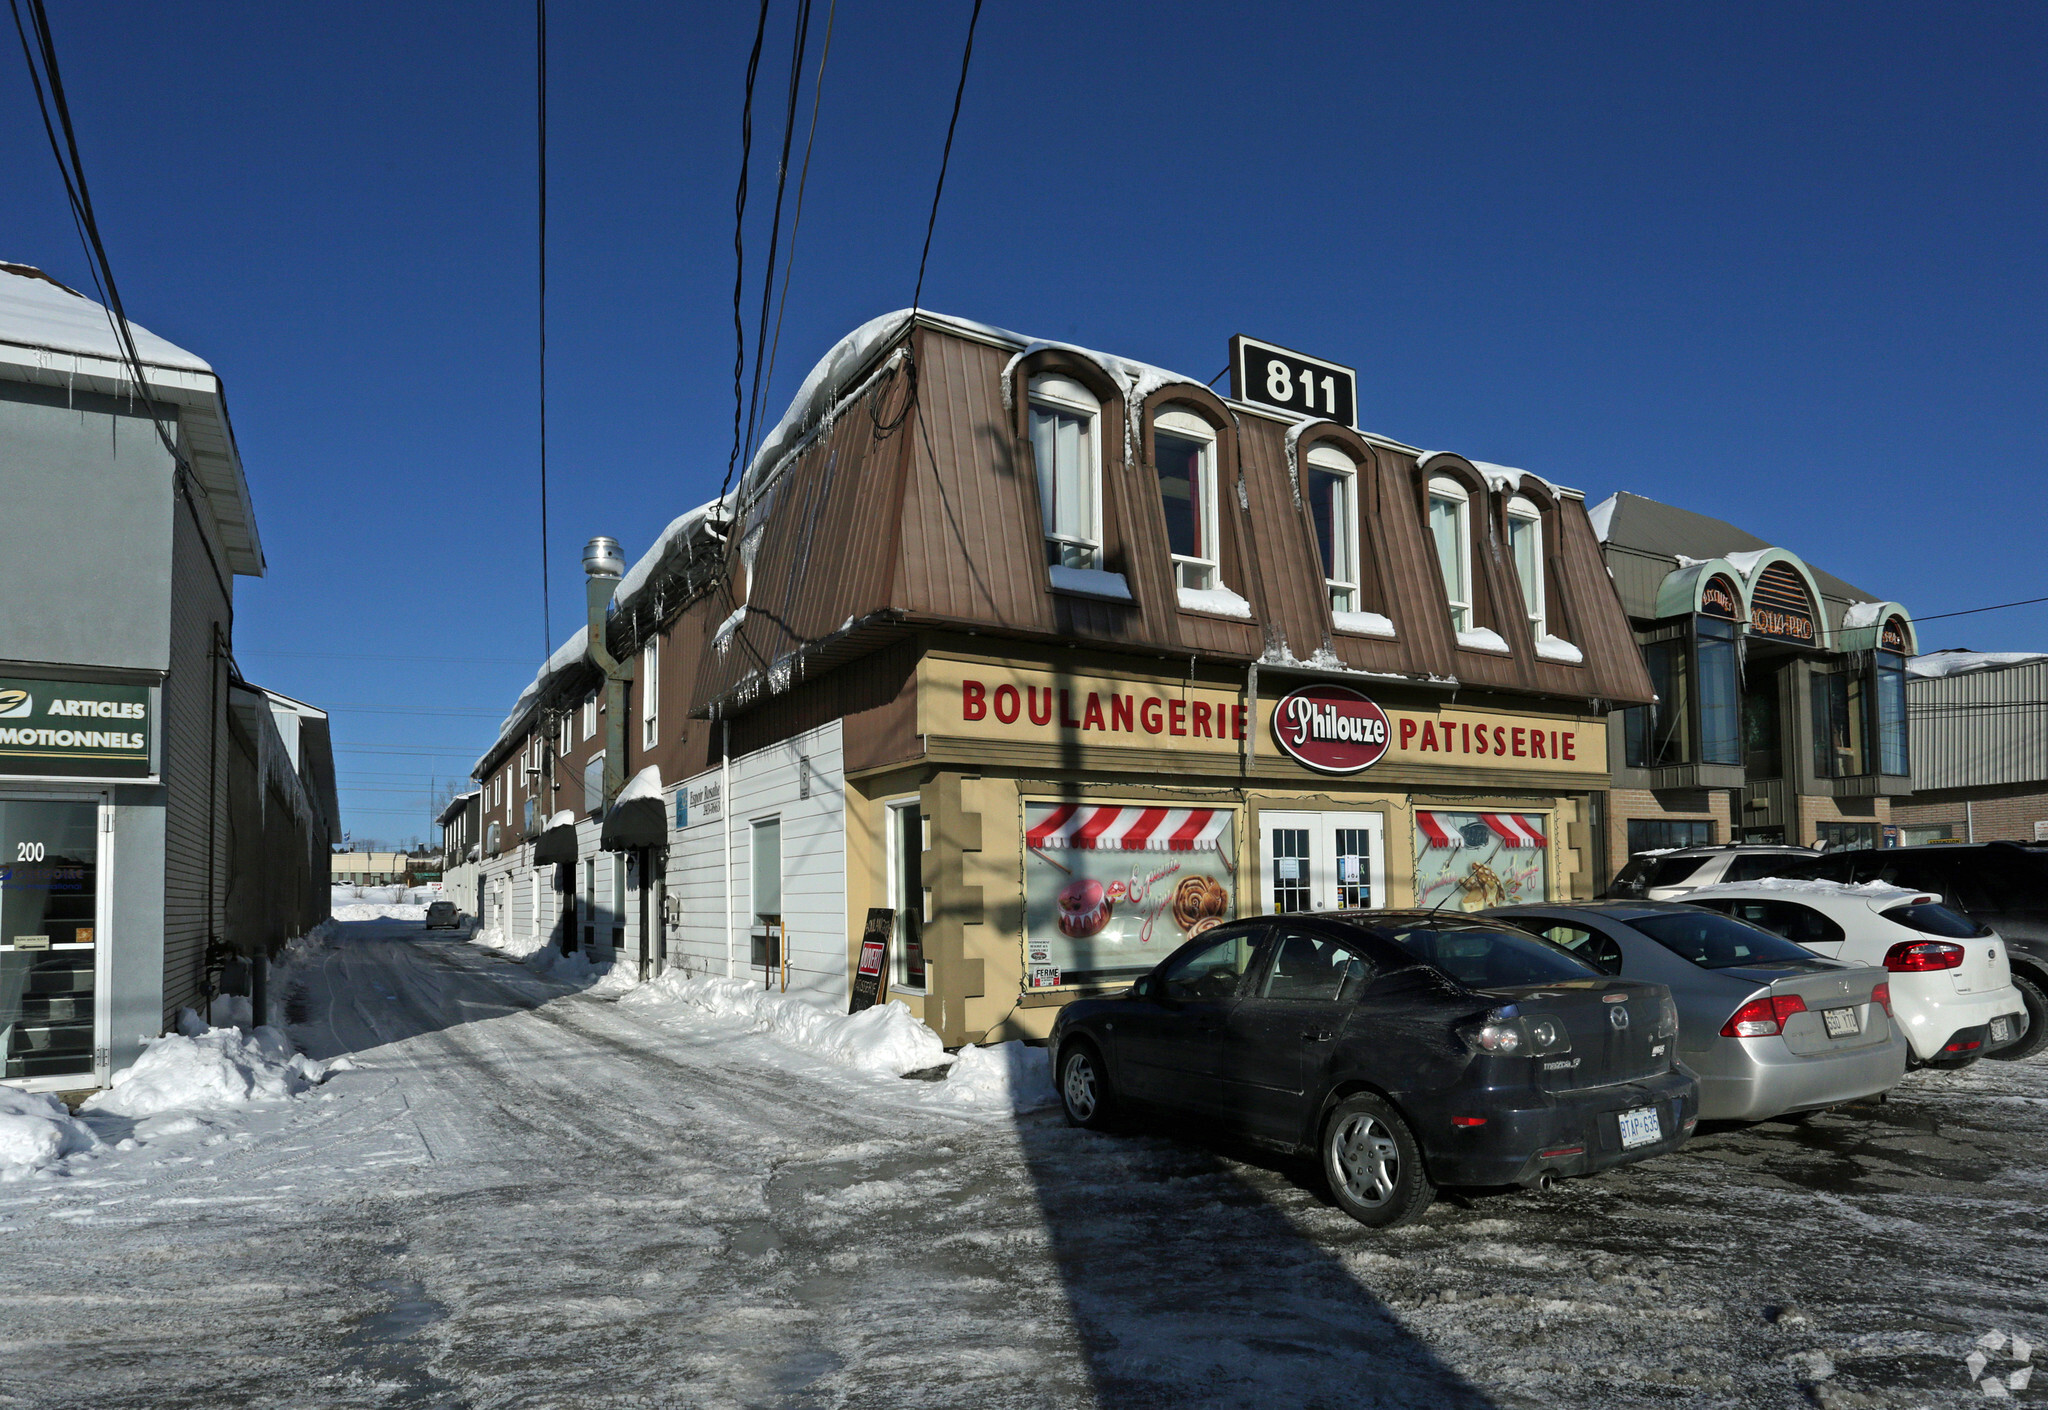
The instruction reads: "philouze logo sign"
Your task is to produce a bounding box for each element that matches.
[1271,684,1391,774]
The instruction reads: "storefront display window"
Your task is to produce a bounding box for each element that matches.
[1023,802,1236,988]
[888,801,926,990]
[1,799,99,1080]
[1697,617,1741,765]
[1414,811,1549,911]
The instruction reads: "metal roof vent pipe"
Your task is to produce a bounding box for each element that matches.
[581,536,632,814]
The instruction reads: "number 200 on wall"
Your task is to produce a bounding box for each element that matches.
[1230,335,1357,428]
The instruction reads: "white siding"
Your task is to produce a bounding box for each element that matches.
[664,720,846,1009]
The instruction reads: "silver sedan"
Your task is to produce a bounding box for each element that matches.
[1484,901,1908,1122]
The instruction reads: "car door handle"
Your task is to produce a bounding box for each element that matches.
[1303,1029,1334,1042]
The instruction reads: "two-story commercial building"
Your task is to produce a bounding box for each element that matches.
[1591,492,1916,874]
[1,262,334,1092]
[467,311,1657,1045]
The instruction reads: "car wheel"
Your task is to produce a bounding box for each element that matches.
[1321,1093,1434,1229]
[1988,973,2048,1062]
[1058,1042,1118,1131]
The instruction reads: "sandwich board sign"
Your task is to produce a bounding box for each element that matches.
[849,908,893,1013]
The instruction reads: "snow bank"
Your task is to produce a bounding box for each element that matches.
[334,902,428,922]
[917,1041,1058,1115]
[83,1018,340,1120]
[0,1087,100,1181]
[620,974,946,1077]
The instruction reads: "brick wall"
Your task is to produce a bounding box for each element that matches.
[1896,785,2048,843]
[1609,787,1731,875]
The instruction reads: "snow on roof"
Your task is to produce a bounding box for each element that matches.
[0,262,211,372]
[1418,452,1583,504]
[542,809,576,831]
[1721,548,1773,578]
[1842,600,1886,630]
[1587,493,1619,542]
[612,493,732,612]
[1686,877,1926,905]
[475,632,588,776]
[1907,649,2048,679]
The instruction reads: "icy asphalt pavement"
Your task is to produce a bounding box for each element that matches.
[4,919,2046,1410]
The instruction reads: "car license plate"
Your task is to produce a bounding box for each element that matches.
[1992,1016,2014,1044]
[1822,1006,1860,1038]
[1617,1107,1661,1149]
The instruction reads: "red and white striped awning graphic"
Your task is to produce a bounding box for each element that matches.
[1027,805,1231,852]
[1417,812,1549,850]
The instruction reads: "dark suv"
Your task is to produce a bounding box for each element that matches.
[1770,842,2048,1060]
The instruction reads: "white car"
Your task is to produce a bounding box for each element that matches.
[1607,845,1820,901]
[1684,879,2029,1067]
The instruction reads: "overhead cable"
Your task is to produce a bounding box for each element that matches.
[910,0,986,314]
[757,0,837,444]
[720,0,775,511]
[740,0,816,467]
[538,0,553,656]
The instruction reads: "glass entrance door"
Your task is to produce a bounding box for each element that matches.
[1260,812,1386,915]
[1,798,101,1082]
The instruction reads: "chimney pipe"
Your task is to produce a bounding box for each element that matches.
[582,537,633,812]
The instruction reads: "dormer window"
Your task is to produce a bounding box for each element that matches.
[1505,495,1545,637]
[1427,475,1472,633]
[1306,445,1358,613]
[1028,374,1101,570]
[1155,408,1219,591]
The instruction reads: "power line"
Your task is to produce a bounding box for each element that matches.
[758,0,838,435]
[910,0,986,314]
[537,0,553,657]
[720,0,775,511]
[740,0,816,467]
[1914,594,2048,624]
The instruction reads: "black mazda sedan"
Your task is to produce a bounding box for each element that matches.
[1047,911,1700,1227]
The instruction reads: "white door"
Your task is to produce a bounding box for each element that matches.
[1260,812,1386,915]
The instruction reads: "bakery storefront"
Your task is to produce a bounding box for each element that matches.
[851,650,1609,1045]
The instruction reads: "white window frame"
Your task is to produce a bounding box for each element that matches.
[1028,373,1104,571]
[641,639,660,749]
[885,797,926,992]
[1155,407,1220,592]
[1427,475,1473,634]
[1505,494,1546,638]
[1306,445,1359,613]
[582,692,597,742]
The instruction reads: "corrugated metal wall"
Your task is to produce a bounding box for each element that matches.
[1909,661,2048,790]
[160,495,232,1023]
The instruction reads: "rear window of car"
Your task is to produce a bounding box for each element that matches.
[1723,854,1809,883]
[1880,902,1988,939]
[1627,911,1820,969]
[1382,924,1601,989]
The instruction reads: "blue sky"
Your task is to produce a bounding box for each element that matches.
[5,2,2044,844]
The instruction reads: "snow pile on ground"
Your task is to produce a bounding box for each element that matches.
[333,901,428,921]
[918,1040,1059,1115]
[621,973,947,1077]
[83,1017,343,1120]
[470,921,553,963]
[0,1086,101,1181]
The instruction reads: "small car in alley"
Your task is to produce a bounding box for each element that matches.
[1048,911,1699,1229]
[424,900,461,930]
[1486,901,1907,1122]
[1680,879,2029,1067]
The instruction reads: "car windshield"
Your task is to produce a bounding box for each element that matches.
[1628,911,1818,969]
[1381,924,1600,989]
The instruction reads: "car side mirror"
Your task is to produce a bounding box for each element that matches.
[1129,975,1156,1001]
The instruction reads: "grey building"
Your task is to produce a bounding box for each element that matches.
[0,262,335,1093]
[1892,651,2048,845]
[1591,492,1917,878]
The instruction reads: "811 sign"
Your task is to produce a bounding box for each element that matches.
[1230,335,1357,428]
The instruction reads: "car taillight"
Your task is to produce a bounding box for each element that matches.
[1885,940,1965,972]
[1720,993,1808,1038]
[1656,993,1680,1039]
[1869,982,1892,1016]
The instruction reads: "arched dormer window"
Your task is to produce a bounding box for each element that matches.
[1426,475,1473,634]
[1505,494,1545,637]
[1027,373,1102,570]
[1307,445,1360,613]
[1155,406,1220,591]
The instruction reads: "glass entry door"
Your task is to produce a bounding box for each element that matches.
[1,798,102,1082]
[1260,812,1385,915]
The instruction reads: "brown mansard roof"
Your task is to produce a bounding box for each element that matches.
[679,314,1654,717]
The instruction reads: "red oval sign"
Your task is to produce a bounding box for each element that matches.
[1271,684,1391,773]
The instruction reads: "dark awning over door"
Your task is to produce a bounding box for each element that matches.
[600,794,666,851]
[532,814,579,865]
